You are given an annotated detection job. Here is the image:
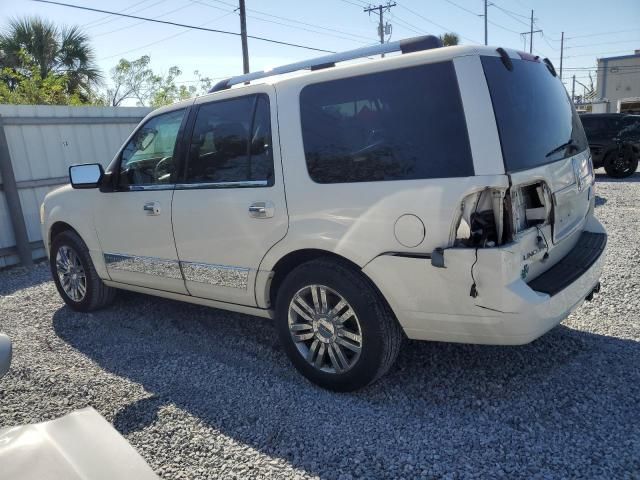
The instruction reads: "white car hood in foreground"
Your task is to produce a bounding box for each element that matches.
[0,407,158,480]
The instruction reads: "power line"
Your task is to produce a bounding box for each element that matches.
[566,38,640,49]
[488,19,520,35]
[490,2,529,19]
[388,13,424,36]
[442,0,479,16]
[92,1,200,38]
[363,2,397,55]
[563,65,640,71]
[98,10,237,61]
[86,0,168,30]
[439,0,522,38]
[83,0,158,28]
[520,10,542,53]
[564,49,639,59]
[339,0,370,8]
[540,32,558,51]
[490,3,530,27]
[566,28,640,40]
[397,2,480,43]
[203,0,374,42]
[33,0,335,53]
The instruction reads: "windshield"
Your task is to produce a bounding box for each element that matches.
[481,55,588,172]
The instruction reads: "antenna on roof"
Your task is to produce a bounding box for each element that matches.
[209,35,443,93]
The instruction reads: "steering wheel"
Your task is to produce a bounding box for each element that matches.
[154,156,173,182]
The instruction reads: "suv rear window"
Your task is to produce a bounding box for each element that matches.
[299,61,474,183]
[482,56,588,172]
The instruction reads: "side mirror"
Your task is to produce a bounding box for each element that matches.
[69,163,104,189]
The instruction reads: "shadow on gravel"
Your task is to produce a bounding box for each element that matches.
[595,171,640,183]
[595,195,607,207]
[0,261,51,296]
[52,292,640,478]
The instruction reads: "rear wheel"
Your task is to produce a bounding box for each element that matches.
[603,146,638,178]
[275,258,403,391]
[50,230,116,312]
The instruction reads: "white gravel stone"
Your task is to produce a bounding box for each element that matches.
[0,170,638,479]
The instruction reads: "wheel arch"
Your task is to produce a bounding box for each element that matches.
[49,221,80,247]
[46,217,109,280]
[266,248,394,317]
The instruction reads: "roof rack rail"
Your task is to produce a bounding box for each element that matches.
[209,35,443,93]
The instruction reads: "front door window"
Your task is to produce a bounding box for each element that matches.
[118,109,186,187]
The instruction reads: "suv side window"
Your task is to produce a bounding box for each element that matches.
[300,61,474,183]
[183,94,274,186]
[580,117,598,136]
[119,109,186,187]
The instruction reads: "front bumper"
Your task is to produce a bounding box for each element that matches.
[363,216,606,345]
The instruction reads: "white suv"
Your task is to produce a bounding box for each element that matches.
[41,37,606,391]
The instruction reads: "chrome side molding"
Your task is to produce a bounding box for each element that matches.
[104,253,183,279]
[181,261,249,289]
[103,253,250,289]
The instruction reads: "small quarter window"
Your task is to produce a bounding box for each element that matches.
[119,109,185,187]
[300,61,474,183]
[184,94,274,186]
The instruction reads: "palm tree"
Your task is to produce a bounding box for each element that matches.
[0,17,101,100]
[440,33,460,46]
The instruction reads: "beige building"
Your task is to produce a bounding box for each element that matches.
[595,50,640,113]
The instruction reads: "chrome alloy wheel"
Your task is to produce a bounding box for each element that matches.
[288,285,362,374]
[55,246,86,302]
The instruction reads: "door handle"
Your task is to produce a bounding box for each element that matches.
[248,201,274,218]
[143,201,161,215]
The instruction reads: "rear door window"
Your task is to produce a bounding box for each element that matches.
[184,94,274,186]
[299,61,474,183]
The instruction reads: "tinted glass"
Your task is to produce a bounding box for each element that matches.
[300,61,474,183]
[119,109,185,187]
[184,94,274,185]
[620,116,640,142]
[580,116,603,136]
[482,56,588,172]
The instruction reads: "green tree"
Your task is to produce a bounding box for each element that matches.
[439,33,460,46]
[102,55,156,107]
[0,16,100,101]
[100,55,213,107]
[0,64,86,105]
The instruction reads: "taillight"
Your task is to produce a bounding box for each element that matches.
[508,181,552,236]
[451,188,506,248]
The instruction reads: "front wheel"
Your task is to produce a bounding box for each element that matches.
[275,258,403,391]
[603,146,638,178]
[50,230,116,312]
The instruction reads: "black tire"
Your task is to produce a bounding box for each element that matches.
[603,147,638,179]
[275,258,403,391]
[50,230,116,312]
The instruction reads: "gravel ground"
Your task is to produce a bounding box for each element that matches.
[1,171,639,479]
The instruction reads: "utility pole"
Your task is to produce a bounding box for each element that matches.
[559,31,564,81]
[239,0,249,74]
[364,2,396,56]
[520,10,542,54]
[571,75,576,104]
[484,0,488,46]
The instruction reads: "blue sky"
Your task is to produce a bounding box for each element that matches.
[2,0,639,95]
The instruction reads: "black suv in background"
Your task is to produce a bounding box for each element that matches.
[580,113,640,178]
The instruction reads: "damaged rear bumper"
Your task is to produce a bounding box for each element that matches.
[363,216,606,346]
